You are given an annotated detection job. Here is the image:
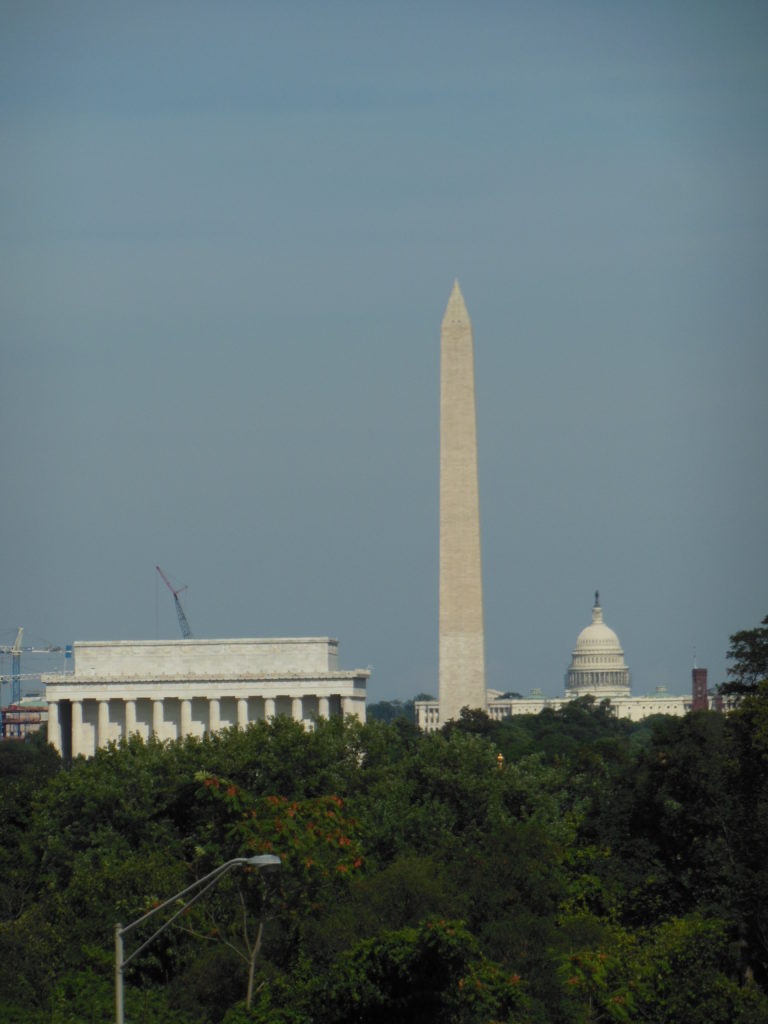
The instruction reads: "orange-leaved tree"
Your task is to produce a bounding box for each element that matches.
[194,773,364,1006]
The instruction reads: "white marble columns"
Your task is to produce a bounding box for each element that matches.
[43,636,370,757]
[98,700,109,746]
[153,699,163,737]
[181,699,192,735]
[71,700,84,758]
[48,691,365,757]
[47,700,61,751]
[125,699,136,735]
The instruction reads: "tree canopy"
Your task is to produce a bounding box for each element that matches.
[1,623,767,1022]
[721,614,768,695]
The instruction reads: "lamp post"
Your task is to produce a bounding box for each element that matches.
[115,854,280,1024]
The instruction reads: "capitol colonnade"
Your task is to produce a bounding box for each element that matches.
[44,638,369,758]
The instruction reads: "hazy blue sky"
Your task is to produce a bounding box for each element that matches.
[2,1,766,703]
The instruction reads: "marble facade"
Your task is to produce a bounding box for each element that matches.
[44,637,368,758]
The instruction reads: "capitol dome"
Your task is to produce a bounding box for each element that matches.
[566,592,631,699]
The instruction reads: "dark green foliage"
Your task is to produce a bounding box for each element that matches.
[317,918,529,1024]
[367,694,436,725]
[1,650,767,1022]
[441,706,498,738]
[0,967,195,1023]
[0,728,60,781]
[587,712,734,920]
[721,614,768,695]
[366,699,415,723]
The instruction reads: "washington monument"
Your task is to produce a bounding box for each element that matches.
[439,280,487,723]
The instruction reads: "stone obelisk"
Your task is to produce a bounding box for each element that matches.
[439,280,486,723]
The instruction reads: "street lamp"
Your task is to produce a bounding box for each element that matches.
[115,854,281,1024]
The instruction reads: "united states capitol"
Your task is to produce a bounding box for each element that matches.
[415,590,709,732]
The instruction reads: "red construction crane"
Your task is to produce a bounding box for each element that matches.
[156,566,193,639]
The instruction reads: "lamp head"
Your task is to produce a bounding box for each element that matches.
[244,854,282,871]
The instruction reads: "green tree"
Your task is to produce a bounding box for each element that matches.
[441,706,498,739]
[720,614,768,696]
[317,919,528,1024]
[634,916,768,1023]
[3,704,768,1021]
[366,699,416,724]
[584,710,735,926]
[722,680,768,986]
[196,773,365,1004]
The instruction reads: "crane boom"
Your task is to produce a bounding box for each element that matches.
[156,566,193,639]
[0,630,63,704]
[11,628,22,705]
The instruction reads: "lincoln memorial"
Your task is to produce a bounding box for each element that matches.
[43,636,368,758]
